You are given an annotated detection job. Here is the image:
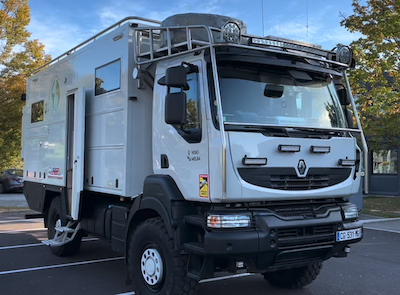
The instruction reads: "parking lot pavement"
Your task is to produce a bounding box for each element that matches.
[0,193,28,208]
[0,214,399,295]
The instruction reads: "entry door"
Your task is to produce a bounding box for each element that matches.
[153,61,210,202]
[67,88,86,220]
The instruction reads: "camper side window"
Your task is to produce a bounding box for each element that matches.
[31,101,44,123]
[95,59,121,96]
[170,72,202,143]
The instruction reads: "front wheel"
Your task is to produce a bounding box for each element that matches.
[128,217,198,295]
[264,262,323,289]
[47,196,82,256]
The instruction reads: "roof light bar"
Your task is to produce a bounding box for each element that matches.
[242,156,267,166]
[338,159,356,166]
[278,145,301,153]
[310,146,331,153]
[250,38,328,57]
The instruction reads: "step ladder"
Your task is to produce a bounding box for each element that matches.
[42,221,81,247]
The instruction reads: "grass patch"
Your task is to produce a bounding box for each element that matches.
[362,196,400,218]
[0,206,30,213]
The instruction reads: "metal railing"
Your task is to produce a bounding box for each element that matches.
[133,24,350,70]
[134,25,214,65]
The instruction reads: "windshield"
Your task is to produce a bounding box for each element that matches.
[217,64,347,129]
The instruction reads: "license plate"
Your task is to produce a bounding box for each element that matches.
[336,228,362,242]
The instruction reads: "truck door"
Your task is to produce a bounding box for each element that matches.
[153,60,209,202]
[66,87,86,220]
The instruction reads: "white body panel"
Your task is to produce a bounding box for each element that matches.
[152,56,210,202]
[223,132,361,202]
[22,23,153,201]
[71,88,85,220]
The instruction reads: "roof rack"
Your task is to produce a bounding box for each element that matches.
[134,25,348,70]
[134,25,214,65]
[33,16,161,74]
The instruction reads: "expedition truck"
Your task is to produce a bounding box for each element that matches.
[22,13,367,295]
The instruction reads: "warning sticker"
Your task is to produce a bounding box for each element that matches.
[199,174,209,198]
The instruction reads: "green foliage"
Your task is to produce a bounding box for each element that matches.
[341,0,400,150]
[0,0,51,171]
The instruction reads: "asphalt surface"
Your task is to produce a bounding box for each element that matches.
[0,193,30,208]
[0,195,399,295]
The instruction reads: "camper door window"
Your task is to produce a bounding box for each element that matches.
[95,59,121,96]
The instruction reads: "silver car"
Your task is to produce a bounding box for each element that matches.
[0,169,24,193]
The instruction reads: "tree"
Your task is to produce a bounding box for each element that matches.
[341,0,400,150]
[0,0,51,171]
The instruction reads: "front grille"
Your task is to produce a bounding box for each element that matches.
[238,167,351,190]
[277,224,336,250]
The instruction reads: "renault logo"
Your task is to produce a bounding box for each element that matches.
[297,159,307,175]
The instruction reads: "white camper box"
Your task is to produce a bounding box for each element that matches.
[22,19,158,218]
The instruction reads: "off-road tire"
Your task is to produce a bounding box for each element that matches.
[264,262,323,289]
[47,196,82,256]
[128,217,198,295]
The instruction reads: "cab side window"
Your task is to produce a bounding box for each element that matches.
[169,72,202,143]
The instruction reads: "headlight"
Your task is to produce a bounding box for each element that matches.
[221,21,241,43]
[207,214,251,229]
[341,203,359,220]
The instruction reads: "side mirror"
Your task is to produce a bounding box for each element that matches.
[166,65,188,88]
[165,92,187,125]
[336,86,351,105]
[343,107,354,128]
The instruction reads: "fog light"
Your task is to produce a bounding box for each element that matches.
[310,146,331,153]
[341,203,359,220]
[207,214,251,228]
[338,159,356,166]
[278,144,301,152]
[242,156,267,166]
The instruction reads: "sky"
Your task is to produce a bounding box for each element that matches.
[28,0,363,58]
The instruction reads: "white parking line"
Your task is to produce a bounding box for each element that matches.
[199,273,253,283]
[0,228,46,234]
[0,238,99,250]
[363,227,400,234]
[0,257,124,275]
[0,219,42,224]
[361,217,400,224]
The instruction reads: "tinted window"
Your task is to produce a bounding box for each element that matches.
[95,59,121,95]
[9,169,23,177]
[170,73,202,143]
[31,101,44,123]
[373,150,398,174]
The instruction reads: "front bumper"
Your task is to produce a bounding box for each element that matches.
[202,209,362,272]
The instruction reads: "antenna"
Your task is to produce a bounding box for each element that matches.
[261,0,265,36]
[306,0,309,41]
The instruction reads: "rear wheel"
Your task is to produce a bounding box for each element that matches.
[264,262,323,289]
[128,217,198,295]
[47,196,82,256]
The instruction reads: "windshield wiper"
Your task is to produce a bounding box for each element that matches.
[224,124,290,137]
[224,124,350,138]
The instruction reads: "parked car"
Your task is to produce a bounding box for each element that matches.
[0,169,24,193]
